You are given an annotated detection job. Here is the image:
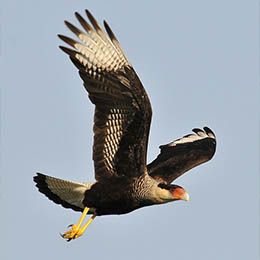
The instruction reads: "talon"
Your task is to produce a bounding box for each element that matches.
[60,207,95,241]
[67,224,74,228]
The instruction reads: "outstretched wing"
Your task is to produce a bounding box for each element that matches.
[147,127,216,184]
[59,10,152,181]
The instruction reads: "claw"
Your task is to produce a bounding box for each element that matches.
[60,207,94,241]
[60,233,71,242]
[61,225,78,240]
[60,233,68,239]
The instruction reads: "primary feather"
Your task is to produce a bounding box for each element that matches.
[58,10,152,181]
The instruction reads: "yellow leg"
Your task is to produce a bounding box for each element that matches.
[74,213,97,239]
[61,207,95,241]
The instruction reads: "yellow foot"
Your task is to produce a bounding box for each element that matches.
[61,224,82,241]
[60,208,97,242]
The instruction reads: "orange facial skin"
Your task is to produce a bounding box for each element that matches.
[171,187,188,200]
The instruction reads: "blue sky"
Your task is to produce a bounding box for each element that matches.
[1,1,259,259]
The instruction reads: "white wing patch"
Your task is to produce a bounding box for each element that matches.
[58,11,130,76]
[168,127,216,146]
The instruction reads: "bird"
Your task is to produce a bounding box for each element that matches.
[33,9,217,242]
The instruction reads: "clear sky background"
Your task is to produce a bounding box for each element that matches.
[1,1,259,259]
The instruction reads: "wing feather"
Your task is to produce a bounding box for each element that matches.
[59,10,152,181]
[148,127,216,183]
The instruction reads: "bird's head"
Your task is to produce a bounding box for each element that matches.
[156,183,190,203]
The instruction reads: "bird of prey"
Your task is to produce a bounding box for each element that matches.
[33,9,216,241]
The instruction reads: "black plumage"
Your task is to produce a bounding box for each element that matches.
[33,9,217,240]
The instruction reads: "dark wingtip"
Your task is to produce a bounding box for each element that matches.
[64,20,70,27]
[75,11,92,32]
[58,35,78,48]
[85,9,92,19]
[64,20,82,36]
[192,128,203,134]
[58,45,78,57]
[57,34,67,42]
[203,127,216,138]
[85,9,101,31]
[74,12,83,23]
[103,20,108,27]
[85,9,94,24]
[191,127,216,139]
[103,20,114,39]
[103,20,110,32]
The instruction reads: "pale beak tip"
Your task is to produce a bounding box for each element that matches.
[181,192,190,202]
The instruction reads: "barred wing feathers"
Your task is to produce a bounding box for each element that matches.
[59,10,152,181]
[148,127,216,184]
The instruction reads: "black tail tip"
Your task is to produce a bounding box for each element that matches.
[33,172,46,185]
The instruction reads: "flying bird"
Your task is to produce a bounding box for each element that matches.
[33,9,216,241]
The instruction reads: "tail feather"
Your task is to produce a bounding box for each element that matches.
[33,173,94,212]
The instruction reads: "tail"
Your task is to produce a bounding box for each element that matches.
[33,173,94,212]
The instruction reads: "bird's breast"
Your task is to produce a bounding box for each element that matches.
[83,176,140,215]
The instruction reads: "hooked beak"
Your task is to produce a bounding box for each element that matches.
[172,187,190,202]
[181,192,190,202]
